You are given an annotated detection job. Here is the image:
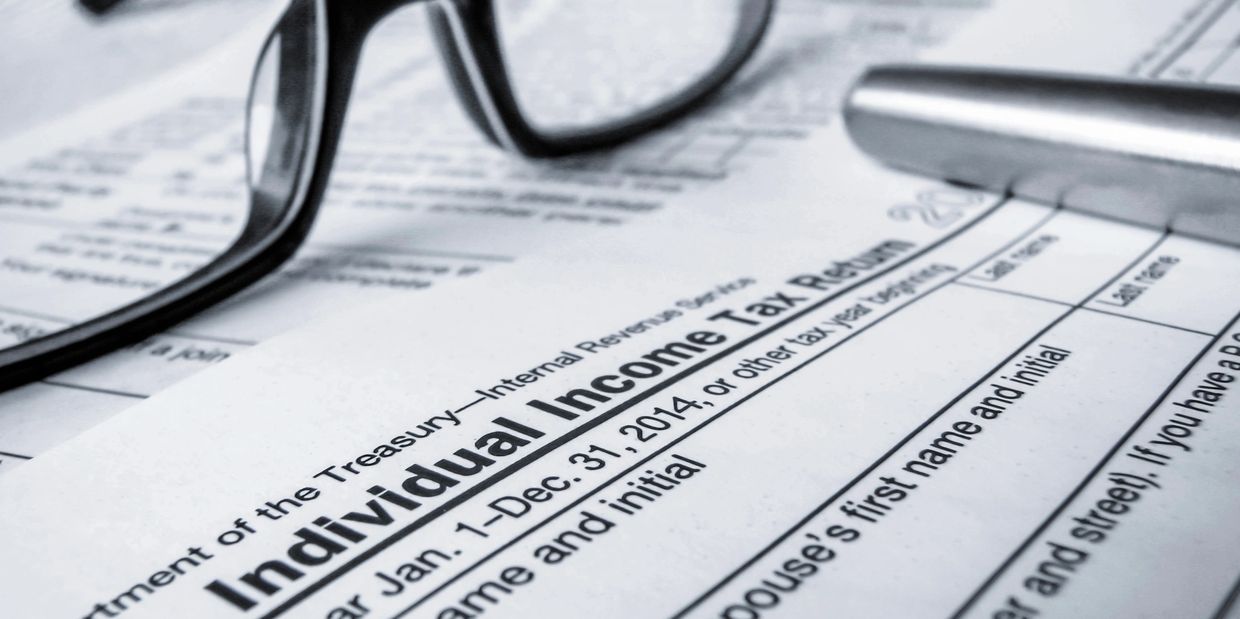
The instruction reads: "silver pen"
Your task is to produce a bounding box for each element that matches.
[844,65,1240,246]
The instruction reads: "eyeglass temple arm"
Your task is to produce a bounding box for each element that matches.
[0,2,383,394]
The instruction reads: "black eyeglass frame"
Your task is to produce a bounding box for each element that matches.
[0,0,775,392]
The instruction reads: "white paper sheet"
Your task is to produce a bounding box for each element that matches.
[0,0,279,140]
[5,1,1240,618]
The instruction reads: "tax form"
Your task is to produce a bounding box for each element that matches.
[0,0,985,466]
[5,1,1240,618]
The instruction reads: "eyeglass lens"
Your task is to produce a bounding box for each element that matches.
[494,0,747,134]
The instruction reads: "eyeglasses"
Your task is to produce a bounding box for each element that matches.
[0,0,774,391]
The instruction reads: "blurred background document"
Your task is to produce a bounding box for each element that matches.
[4,1,1240,618]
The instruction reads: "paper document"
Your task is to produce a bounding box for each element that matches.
[5,0,1240,618]
[0,0,275,140]
[0,0,983,466]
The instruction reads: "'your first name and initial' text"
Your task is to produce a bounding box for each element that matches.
[77,239,926,618]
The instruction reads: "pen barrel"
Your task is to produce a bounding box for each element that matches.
[844,64,1240,246]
